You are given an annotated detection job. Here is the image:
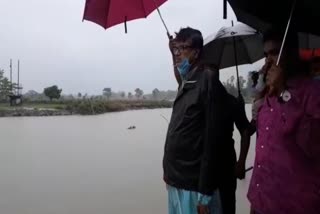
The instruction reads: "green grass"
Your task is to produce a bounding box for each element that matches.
[0,103,66,110]
[0,103,11,110]
[23,103,66,110]
[65,100,173,115]
[0,100,172,116]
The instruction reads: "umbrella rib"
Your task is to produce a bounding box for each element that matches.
[142,0,147,17]
[82,0,88,21]
[105,0,112,29]
[232,36,241,95]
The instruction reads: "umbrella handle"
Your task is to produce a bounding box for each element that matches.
[152,0,171,36]
[156,7,171,36]
[276,0,297,66]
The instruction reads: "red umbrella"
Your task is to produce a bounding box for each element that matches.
[299,48,320,61]
[83,0,169,34]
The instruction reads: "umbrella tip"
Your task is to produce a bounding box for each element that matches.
[223,0,227,19]
[124,16,128,34]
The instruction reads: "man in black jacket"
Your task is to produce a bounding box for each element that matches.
[216,93,251,214]
[163,27,227,214]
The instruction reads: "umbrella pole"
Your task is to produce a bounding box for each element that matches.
[233,39,241,96]
[231,21,241,96]
[276,0,297,65]
[223,0,227,19]
[156,8,170,37]
[152,0,171,37]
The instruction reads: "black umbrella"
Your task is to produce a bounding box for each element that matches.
[226,0,320,50]
[202,22,264,95]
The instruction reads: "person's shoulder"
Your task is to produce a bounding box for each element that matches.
[197,65,219,88]
[301,78,320,115]
[303,78,320,95]
[197,63,219,80]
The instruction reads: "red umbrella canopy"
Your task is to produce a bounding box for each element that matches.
[299,48,320,61]
[83,0,167,30]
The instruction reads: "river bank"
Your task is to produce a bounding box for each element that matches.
[0,100,173,117]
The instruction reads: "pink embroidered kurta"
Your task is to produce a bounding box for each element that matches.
[248,78,320,214]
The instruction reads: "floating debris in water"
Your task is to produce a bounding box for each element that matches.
[127,126,136,130]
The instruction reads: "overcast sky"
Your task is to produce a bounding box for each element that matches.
[0,0,264,95]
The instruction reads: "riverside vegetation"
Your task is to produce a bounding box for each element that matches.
[0,67,255,117]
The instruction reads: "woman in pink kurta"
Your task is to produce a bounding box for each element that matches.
[248,29,320,214]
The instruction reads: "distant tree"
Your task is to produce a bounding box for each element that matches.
[238,75,248,97]
[223,75,251,99]
[239,76,246,90]
[103,88,112,100]
[0,69,13,100]
[152,88,160,100]
[0,78,13,98]
[62,94,74,100]
[135,88,144,99]
[223,75,238,97]
[165,90,178,101]
[25,90,39,96]
[43,85,62,101]
[78,92,82,99]
[23,90,40,101]
[230,75,235,84]
[246,71,259,95]
[120,91,126,99]
[128,92,133,99]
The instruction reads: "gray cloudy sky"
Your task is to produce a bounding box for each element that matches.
[0,0,263,95]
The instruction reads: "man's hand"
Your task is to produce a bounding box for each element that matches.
[197,204,210,214]
[235,161,246,180]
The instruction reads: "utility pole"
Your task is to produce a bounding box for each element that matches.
[17,60,20,95]
[10,59,13,93]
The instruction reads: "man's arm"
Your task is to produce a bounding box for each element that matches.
[198,69,225,196]
[296,82,320,160]
[236,129,251,179]
[234,96,251,179]
[248,120,257,136]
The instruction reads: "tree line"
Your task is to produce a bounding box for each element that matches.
[1,67,254,103]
